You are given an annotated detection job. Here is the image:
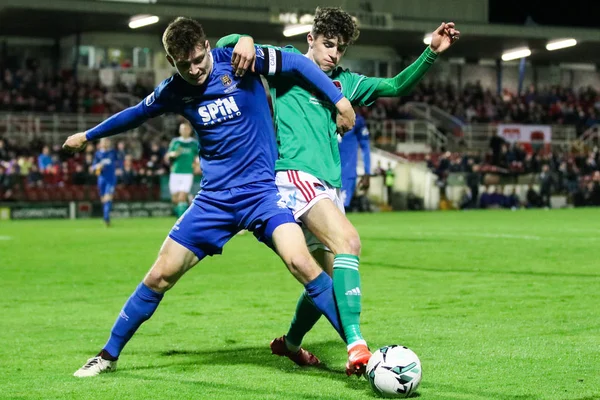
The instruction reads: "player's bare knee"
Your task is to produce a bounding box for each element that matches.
[144,257,181,293]
[345,233,361,256]
[287,253,319,283]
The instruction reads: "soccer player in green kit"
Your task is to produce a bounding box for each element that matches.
[165,120,200,217]
[217,7,460,376]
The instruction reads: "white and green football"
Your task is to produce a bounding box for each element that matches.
[366,345,422,398]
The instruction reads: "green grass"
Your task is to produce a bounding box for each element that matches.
[1,209,600,400]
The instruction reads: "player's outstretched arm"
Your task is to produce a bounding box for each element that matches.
[367,22,459,101]
[63,103,150,153]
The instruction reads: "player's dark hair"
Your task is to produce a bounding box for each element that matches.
[162,17,207,60]
[312,7,360,45]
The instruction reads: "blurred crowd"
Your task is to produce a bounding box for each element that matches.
[0,67,153,114]
[425,145,600,209]
[361,81,600,135]
[0,135,175,201]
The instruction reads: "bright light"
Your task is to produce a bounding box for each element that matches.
[501,48,531,61]
[546,38,577,51]
[128,15,159,29]
[283,24,312,37]
[423,34,432,45]
[102,0,156,3]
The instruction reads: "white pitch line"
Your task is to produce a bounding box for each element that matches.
[0,236,12,240]
[463,233,541,240]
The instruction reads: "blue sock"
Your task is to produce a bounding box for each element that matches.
[103,283,164,358]
[103,201,112,222]
[304,272,346,342]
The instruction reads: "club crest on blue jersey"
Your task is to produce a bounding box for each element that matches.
[197,96,242,126]
[221,74,232,86]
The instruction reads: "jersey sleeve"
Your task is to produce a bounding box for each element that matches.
[140,79,176,118]
[254,46,343,105]
[167,138,178,153]
[341,71,383,107]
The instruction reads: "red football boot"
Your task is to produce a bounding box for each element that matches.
[270,336,321,367]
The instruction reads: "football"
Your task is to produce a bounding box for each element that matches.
[366,345,422,398]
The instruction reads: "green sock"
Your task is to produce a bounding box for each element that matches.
[285,291,322,351]
[176,202,188,217]
[332,254,364,346]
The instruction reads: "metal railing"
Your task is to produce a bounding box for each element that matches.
[0,112,168,145]
[405,101,465,149]
[366,118,447,153]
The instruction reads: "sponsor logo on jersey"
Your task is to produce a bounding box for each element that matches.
[145,92,155,106]
[182,96,195,103]
[197,96,242,126]
[221,74,232,86]
[256,47,265,58]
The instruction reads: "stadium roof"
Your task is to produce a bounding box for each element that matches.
[2,1,600,65]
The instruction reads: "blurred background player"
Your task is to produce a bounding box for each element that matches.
[339,108,371,211]
[219,7,459,376]
[164,120,199,217]
[92,138,119,226]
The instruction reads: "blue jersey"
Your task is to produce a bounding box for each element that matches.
[92,149,118,182]
[339,115,371,179]
[141,48,278,191]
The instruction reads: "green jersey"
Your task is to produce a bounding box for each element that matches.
[266,46,381,187]
[215,35,437,188]
[168,137,199,174]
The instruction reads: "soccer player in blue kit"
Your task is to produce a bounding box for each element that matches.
[92,138,119,226]
[63,17,356,377]
[339,112,371,210]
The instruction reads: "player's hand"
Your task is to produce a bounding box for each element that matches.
[429,22,460,54]
[335,98,355,135]
[62,132,88,153]
[360,174,370,190]
[231,36,256,77]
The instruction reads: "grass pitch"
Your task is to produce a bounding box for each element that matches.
[1,208,599,400]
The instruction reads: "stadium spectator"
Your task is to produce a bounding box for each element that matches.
[526,184,543,208]
[539,164,554,207]
[37,146,53,172]
[26,165,43,187]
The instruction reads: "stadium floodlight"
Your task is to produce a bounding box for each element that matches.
[129,15,159,29]
[501,47,531,61]
[423,34,432,45]
[546,38,577,51]
[101,0,157,3]
[283,24,312,37]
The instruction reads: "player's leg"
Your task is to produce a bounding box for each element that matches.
[275,170,369,374]
[74,237,201,377]
[98,178,114,226]
[269,221,344,339]
[278,247,332,356]
[300,197,371,375]
[341,176,357,211]
[74,193,234,377]
[169,173,188,217]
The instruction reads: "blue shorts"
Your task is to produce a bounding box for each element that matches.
[341,177,357,208]
[98,177,116,197]
[168,181,296,261]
